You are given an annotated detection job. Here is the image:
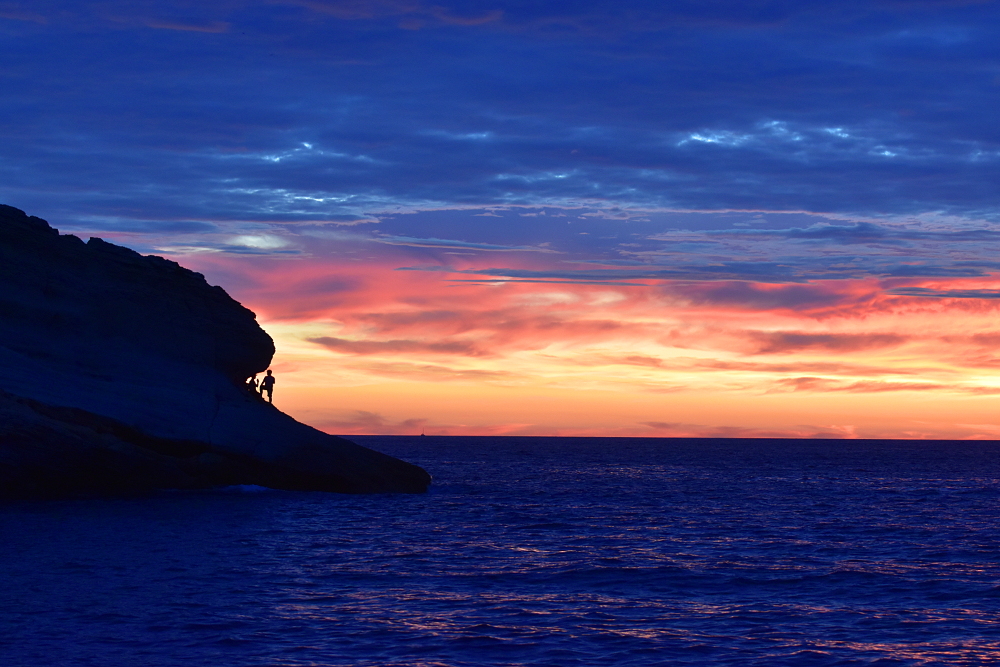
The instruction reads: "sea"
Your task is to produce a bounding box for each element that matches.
[2,436,999,666]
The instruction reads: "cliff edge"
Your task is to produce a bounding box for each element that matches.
[0,205,431,498]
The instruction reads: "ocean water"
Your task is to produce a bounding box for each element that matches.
[2,436,1000,667]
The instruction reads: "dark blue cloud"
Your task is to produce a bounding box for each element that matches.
[4,0,1000,265]
[374,235,557,252]
[889,287,1000,298]
[57,219,219,234]
[370,208,1000,282]
[400,261,811,283]
[709,222,1000,244]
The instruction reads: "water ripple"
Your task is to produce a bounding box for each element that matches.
[2,436,1000,666]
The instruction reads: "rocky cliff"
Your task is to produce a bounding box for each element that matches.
[0,205,431,498]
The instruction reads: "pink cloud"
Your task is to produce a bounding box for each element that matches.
[746,331,909,355]
[767,377,1000,394]
[669,280,877,314]
[309,336,489,356]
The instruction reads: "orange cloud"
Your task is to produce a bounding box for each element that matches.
[770,377,950,393]
[171,250,1000,437]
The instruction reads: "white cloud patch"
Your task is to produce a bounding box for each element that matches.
[229,234,290,249]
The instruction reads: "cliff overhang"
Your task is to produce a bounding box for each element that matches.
[0,205,431,498]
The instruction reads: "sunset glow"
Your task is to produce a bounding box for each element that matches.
[7,1,1000,438]
[153,208,1000,439]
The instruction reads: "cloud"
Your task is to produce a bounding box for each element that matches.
[427,7,503,26]
[277,0,420,21]
[316,410,428,435]
[707,222,895,244]
[349,309,465,329]
[54,217,221,235]
[616,354,663,368]
[399,264,809,284]
[882,265,989,278]
[962,332,1000,347]
[229,234,291,249]
[158,242,302,256]
[340,360,514,382]
[889,287,1000,298]
[145,20,229,33]
[376,235,557,252]
[688,358,944,378]
[746,331,909,355]
[672,281,868,311]
[768,377,976,393]
[332,307,642,352]
[0,9,46,23]
[640,421,857,439]
[308,335,488,356]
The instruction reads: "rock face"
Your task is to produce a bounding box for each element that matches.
[0,205,431,498]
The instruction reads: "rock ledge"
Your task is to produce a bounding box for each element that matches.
[0,205,431,498]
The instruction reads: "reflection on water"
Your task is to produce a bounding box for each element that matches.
[2,436,999,666]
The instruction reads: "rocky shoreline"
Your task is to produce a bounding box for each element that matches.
[0,205,431,498]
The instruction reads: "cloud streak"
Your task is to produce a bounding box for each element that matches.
[376,235,557,252]
[747,332,909,355]
[308,336,489,356]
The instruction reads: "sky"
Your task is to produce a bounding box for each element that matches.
[5,0,1000,438]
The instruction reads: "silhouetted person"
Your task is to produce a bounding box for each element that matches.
[246,374,259,395]
[260,370,275,403]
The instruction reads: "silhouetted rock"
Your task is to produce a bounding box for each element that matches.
[0,205,430,498]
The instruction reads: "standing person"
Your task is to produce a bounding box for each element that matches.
[260,369,275,403]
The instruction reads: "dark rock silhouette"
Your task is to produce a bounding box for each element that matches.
[0,205,430,498]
